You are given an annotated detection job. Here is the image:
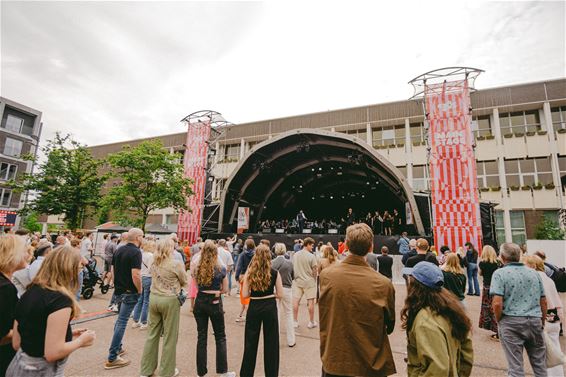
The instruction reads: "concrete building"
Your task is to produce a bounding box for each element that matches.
[0,98,43,230]
[86,78,566,244]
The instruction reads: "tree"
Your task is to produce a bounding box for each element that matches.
[12,133,107,231]
[535,215,565,240]
[103,139,193,229]
[22,212,42,233]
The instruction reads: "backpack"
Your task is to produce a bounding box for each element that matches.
[545,262,566,293]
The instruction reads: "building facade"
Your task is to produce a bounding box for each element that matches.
[86,78,566,245]
[0,98,43,230]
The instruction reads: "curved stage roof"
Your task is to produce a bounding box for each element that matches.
[219,129,425,235]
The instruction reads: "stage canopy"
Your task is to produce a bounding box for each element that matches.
[219,129,425,234]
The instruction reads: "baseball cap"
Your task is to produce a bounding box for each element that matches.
[410,262,444,290]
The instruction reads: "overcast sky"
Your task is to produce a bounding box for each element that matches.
[1,1,564,146]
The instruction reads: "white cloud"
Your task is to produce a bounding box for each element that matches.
[1,1,564,146]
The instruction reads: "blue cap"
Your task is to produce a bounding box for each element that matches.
[410,262,444,290]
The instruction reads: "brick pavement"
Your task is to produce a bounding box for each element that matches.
[65,285,566,376]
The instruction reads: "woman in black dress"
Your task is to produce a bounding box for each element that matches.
[383,211,393,236]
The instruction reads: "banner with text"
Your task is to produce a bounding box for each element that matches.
[426,80,482,251]
[177,121,211,244]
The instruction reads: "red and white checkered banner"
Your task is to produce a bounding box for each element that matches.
[426,80,482,251]
[177,120,211,244]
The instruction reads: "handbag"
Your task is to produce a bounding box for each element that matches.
[545,331,565,368]
[177,289,187,306]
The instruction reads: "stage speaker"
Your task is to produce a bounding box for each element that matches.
[480,202,498,249]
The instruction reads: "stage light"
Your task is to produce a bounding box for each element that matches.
[311,168,315,172]
[316,173,322,178]
[299,185,303,188]
[330,196,334,199]
[312,196,315,200]
[318,167,322,171]
[366,181,370,185]
[362,194,365,198]
[337,172,343,176]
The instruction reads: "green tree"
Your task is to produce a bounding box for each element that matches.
[22,212,42,233]
[103,139,193,229]
[12,133,107,231]
[535,215,565,240]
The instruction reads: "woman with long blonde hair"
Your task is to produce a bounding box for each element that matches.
[8,245,96,376]
[0,234,29,375]
[441,253,467,303]
[240,244,283,377]
[478,245,500,340]
[139,238,187,377]
[317,245,337,275]
[190,239,234,377]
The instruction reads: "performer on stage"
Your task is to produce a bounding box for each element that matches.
[346,208,356,226]
[296,210,307,233]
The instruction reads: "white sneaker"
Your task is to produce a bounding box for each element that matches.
[220,372,236,377]
[139,323,148,330]
[131,322,141,329]
[307,321,318,329]
[235,315,245,323]
[109,304,119,313]
[293,321,299,328]
[173,368,180,377]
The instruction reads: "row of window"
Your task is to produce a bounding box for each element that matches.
[3,138,23,157]
[0,188,12,207]
[494,210,560,246]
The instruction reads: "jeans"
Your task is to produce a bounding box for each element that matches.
[240,298,279,377]
[140,294,181,377]
[133,276,152,324]
[278,287,295,346]
[193,292,228,376]
[498,316,547,377]
[107,293,139,362]
[76,269,84,301]
[466,263,480,295]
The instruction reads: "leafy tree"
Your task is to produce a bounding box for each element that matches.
[103,139,193,229]
[12,133,107,231]
[535,215,565,240]
[22,212,42,233]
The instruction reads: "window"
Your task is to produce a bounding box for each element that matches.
[164,214,177,224]
[504,157,553,188]
[0,163,17,181]
[3,115,24,133]
[223,144,240,162]
[412,165,429,191]
[372,124,405,147]
[559,156,566,175]
[551,106,566,132]
[472,115,492,138]
[495,210,526,245]
[397,166,407,178]
[214,178,226,200]
[499,110,541,135]
[248,140,265,149]
[343,129,367,142]
[409,122,426,144]
[3,138,23,157]
[0,188,12,207]
[476,160,499,188]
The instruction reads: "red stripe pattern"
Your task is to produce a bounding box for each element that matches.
[177,121,211,244]
[426,80,483,251]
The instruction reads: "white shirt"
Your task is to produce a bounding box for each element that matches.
[29,256,45,281]
[141,251,154,277]
[80,238,92,258]
[217,247,234,269]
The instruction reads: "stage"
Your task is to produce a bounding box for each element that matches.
[206,232,427,255]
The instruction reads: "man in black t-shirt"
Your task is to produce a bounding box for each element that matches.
[105,228,143,370]
[405,238,439,268]
[377,246,394,279]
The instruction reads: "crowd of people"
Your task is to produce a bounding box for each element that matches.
[258,207,404,235]
[0,224,564,377]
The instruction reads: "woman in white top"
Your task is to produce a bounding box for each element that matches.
[132,240,156,329]
[524,255,564,377]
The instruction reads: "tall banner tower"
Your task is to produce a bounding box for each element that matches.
[177,111,227,244]
[410,67,484,251]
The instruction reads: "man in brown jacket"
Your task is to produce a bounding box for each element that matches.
[319,223,396,377]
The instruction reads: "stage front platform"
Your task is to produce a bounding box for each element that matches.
[206,233,427,255]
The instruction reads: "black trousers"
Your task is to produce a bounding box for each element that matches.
[193,292,228,376]
[240,298,279,377]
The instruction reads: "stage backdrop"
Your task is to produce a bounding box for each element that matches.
[426,80,483,251]
[177,120,211,244]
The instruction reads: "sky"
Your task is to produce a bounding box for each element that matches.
[1,1,565,147]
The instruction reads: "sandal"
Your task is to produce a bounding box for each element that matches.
[490,333,499,341]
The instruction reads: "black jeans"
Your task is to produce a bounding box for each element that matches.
[240,298,279,377]
[193,292,228,376]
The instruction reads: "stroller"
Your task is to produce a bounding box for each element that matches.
[81,257,110,299]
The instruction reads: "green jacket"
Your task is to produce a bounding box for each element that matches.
[407,307,473,377]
